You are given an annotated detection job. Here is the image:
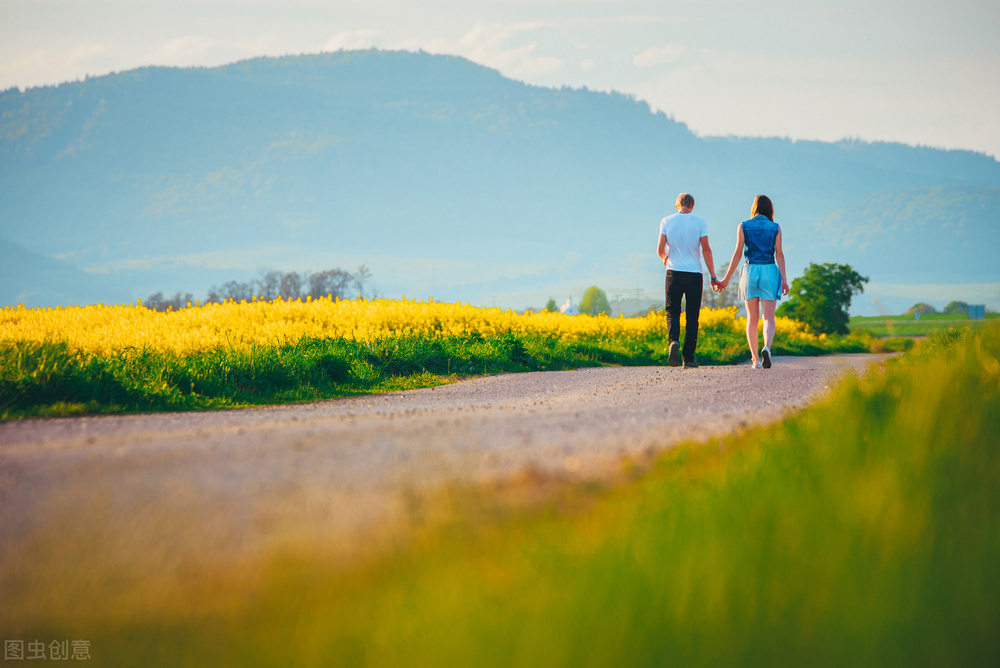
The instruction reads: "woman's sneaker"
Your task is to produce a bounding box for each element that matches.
[762,348,772,369]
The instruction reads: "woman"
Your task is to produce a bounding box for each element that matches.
[717,195,789,369]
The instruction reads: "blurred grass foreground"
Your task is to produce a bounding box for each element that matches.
[1,297,872,418]
[3,326,998,665]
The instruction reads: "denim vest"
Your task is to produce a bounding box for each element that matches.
[742,215,779,264]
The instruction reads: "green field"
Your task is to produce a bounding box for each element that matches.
[850,312,998,337]
[4,325,998,666]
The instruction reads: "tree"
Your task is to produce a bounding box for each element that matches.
[256,269,282,301]
[579,286,611,316]
[203,266,375,303]
[307,268,356,300]
[906,302,938,316]
[942,300,969,316]
[777,263,868,335]
[355,264,374,299]
[144,291,194,311]
[207,280,255,303]
[545,298,558,312]
[279,271,303,300]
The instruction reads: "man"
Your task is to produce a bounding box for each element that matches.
[656,192,718,368]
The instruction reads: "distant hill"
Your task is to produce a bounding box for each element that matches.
[816,185,1000,283]
[1,49,998,312]
[0,238,131,308]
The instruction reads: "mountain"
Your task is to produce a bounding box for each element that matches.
[0,238,131,308]
[816,185,999,282]
[1,49,998,313]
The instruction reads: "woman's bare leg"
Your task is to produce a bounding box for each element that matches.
[745,298,760,363]
[762,300,777,350]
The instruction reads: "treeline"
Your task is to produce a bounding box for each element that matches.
[144,265,373,312]
[905,301,979,316]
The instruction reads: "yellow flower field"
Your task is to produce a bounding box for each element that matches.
[1,297,821,355]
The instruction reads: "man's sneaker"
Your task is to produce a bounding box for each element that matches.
[683,359,699,369]
[668,341,680,367]
[762,348,772,369]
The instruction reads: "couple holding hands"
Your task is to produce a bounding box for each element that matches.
[656,193,788,370]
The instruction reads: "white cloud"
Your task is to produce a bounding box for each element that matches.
[411,22,566,79]
[139,34,290,70]
[2,41,118,88]
[237,34,283,56]
[67,42,112,66]
[147,36,218,66]
[632,45,686,68]
[580,57,597,71]
[623,48,1000,157]
[323,30,381,52]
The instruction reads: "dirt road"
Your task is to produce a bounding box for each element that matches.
[0,355,891,599]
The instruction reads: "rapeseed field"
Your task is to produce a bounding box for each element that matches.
[1,297,820,354]
[1,297,866,418]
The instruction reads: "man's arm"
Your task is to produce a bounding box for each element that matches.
[657,233,669,266]
[700,236,718,288]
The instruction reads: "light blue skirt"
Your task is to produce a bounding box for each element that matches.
[738,263,782,301]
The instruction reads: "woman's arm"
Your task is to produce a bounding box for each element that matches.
[775,226,789,295]
[717,224,744,290]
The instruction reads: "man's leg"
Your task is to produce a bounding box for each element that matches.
[682,272,703,363]
[664,271,683,366]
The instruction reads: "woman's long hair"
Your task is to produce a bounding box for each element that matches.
[751,195,774,221]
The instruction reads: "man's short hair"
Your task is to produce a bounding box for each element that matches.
[676,193,695,208]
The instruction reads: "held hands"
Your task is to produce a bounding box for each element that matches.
[712,276,785,294]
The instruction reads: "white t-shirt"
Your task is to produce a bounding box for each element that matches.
[659,212,708,273]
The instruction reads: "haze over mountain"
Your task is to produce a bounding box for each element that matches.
[2,49,998,313]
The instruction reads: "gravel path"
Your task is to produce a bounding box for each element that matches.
[0,355,892,586]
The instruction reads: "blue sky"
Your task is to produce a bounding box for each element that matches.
[3,0,999,158]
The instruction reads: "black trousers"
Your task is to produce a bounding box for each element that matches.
[664,270,702,362]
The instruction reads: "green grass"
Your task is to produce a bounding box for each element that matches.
[1,324,870,419]
[850,312,998,338]
[5,326,998,666]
